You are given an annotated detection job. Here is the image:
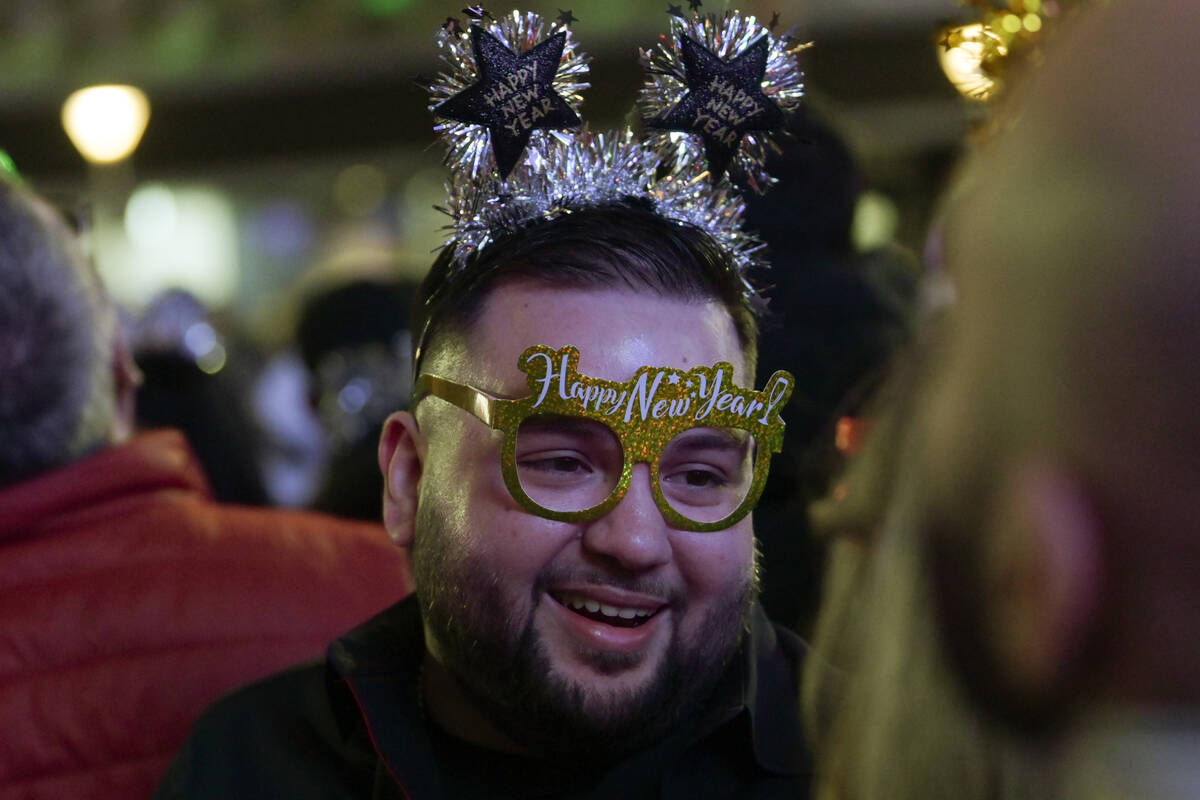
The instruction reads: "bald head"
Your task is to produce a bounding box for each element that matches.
[930,0,1200,533]
[0,180,118,486]
[919,0,1200,726]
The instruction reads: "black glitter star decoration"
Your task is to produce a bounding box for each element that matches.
[434,26,581,179]
[647,33,784,181]
[769,11,780,31]
[666,4,687,20]
[556,8,578,26]
[687,0,703,9]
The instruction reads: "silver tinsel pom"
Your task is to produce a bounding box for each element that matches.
[427,9,590,181]
[437,128,765,303]
[640,11,808,194]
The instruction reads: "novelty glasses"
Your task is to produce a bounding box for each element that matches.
[413,345,793,532]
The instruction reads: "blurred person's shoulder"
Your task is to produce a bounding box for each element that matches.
[70,427,412,596]
[165,468,414,635]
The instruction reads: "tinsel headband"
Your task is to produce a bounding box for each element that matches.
[640,9,809,194]
[420,5,807,342]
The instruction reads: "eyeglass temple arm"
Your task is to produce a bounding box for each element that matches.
[413,374,501,428]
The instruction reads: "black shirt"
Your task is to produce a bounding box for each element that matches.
[155,596,811,799]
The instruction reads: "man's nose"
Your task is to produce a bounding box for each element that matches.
[581,463,672,571]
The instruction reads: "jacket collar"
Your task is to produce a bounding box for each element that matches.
[327,596,442,798]
[740,603,811,775]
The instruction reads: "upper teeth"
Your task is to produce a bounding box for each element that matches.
[560,593,654,620]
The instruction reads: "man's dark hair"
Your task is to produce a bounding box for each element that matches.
[0,180,114,487]
[412,199,760,378]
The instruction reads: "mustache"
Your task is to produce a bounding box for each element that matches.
[532,566,686,607]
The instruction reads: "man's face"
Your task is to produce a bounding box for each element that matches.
[412,280,757,755]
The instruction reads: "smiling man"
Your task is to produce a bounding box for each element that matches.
[157,199,809,799]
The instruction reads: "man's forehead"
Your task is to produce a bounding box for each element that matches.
[468,284,739,388]
[453,281,747,392]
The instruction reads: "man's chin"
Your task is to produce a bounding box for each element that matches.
[498,673,686,761]
[572,647,654,677]
[460,626,679,757]
[544,658,663,718]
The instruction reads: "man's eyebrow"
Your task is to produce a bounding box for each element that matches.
[520,414,616,439]
[668,429,753,452]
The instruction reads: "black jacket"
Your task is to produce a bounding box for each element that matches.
[156,596,811,799]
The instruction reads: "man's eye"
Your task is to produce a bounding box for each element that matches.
[684,469,724,487]
[519,454,591,474]
[665,466,726,489]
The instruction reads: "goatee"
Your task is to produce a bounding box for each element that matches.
[411,503,755,760]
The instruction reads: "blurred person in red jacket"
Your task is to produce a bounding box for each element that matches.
[0,176,411,799]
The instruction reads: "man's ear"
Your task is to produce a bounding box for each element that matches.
[982,462,1104,699]
[109,321,143,444]
[378,411,425,547]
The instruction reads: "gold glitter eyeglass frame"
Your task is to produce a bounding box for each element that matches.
[412,345,794,532]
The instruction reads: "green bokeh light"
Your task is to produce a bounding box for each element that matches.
[359,0,414,17]
[0,150,20,181]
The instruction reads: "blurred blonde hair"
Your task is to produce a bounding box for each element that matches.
[804,337,1048,800]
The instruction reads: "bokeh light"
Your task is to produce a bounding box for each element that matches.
[61,85,150,164]
[333,163,387,218]
[851,191,900,252]
[105,183,239,308]
[125,182,178,249]
[936,23,1009,101]
[359,0,415,16]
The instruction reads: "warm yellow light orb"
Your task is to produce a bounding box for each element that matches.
[61,85,151,165]
[937,24,1009,101]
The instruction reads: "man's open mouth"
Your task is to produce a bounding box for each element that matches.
[550,591,660,628]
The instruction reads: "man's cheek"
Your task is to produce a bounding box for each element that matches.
[672,527,754,584]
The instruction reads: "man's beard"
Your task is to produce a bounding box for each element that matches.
[411,501,755,761]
